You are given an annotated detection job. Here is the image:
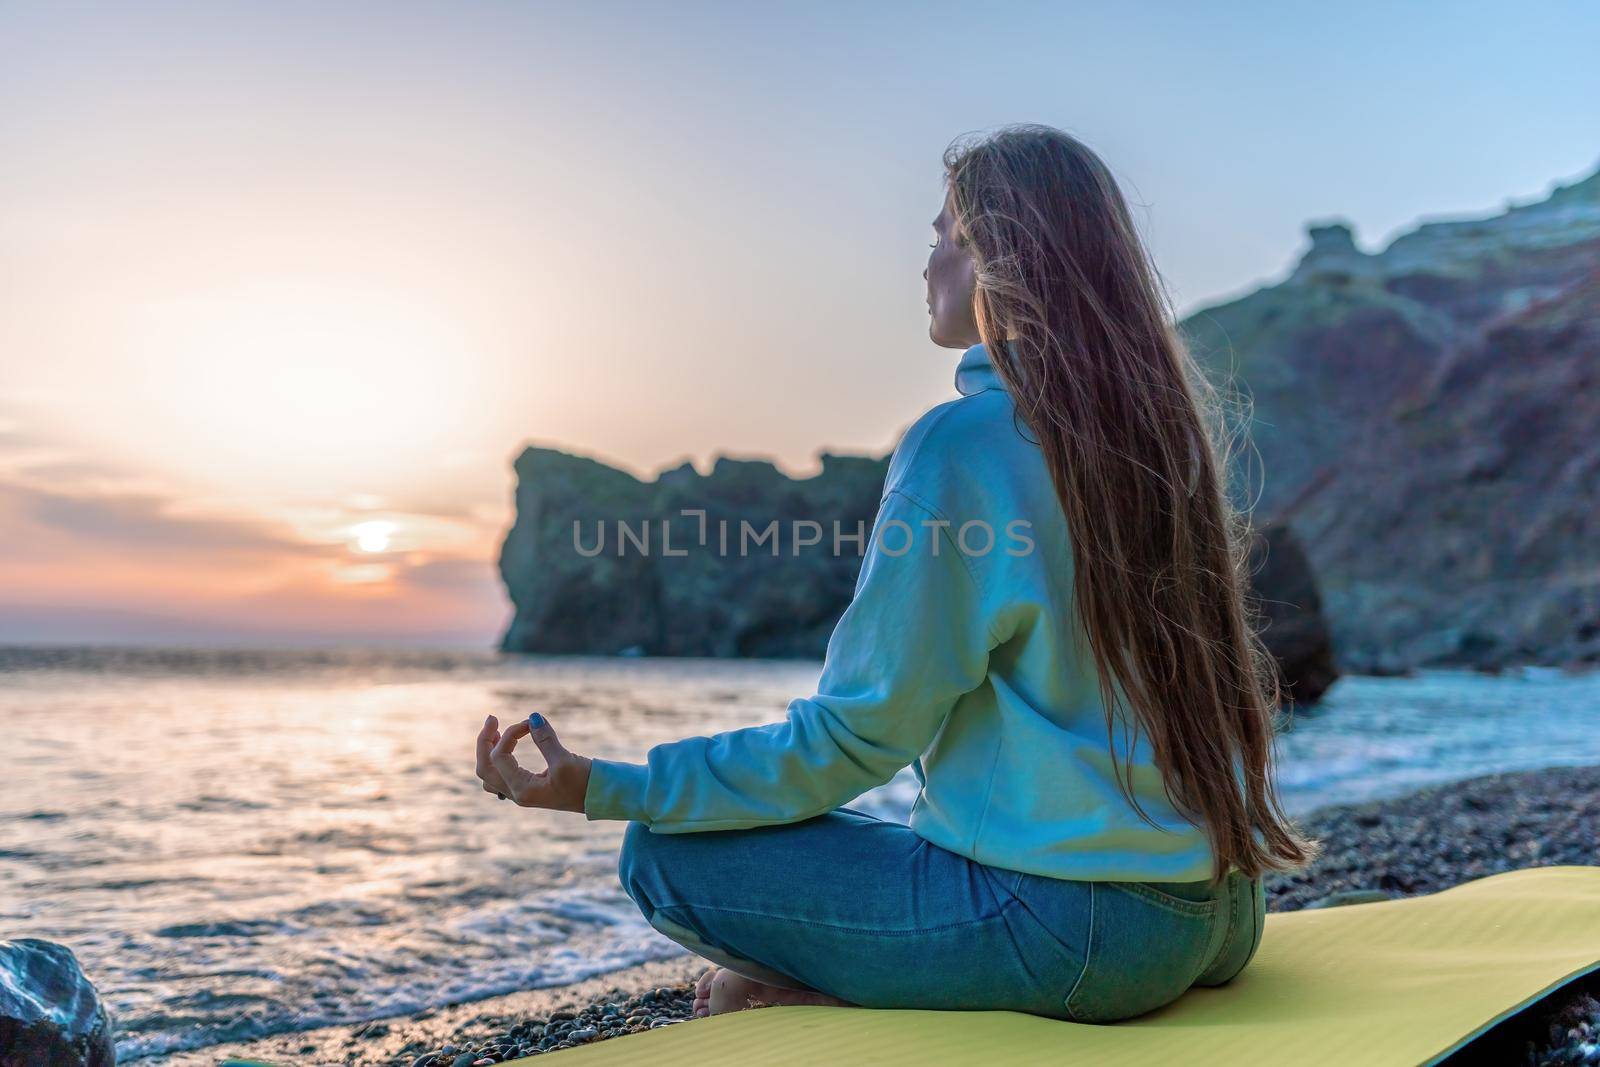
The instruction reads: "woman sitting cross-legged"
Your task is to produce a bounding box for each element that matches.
[473,122,1320,1025]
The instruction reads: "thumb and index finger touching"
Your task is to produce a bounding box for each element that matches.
[490,712,567,774]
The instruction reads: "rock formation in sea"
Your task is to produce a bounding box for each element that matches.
[499,450,891,659]
[498,448,1336,703]
[1182,163,1600,673]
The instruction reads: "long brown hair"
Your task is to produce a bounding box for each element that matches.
[943,124,1319,882]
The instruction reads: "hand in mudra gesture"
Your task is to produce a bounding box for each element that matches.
[475,713,592,812]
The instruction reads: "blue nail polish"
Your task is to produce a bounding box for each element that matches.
[528,712,546,729]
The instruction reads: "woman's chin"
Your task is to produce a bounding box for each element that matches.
[928,323,964,350]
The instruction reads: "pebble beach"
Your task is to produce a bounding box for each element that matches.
[186,761,1600,1067]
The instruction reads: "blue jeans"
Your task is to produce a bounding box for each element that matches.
[617,805,1265,1022]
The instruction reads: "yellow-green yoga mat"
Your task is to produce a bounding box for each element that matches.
[519,865,1600,1067]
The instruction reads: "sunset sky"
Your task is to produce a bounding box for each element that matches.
[3,1,1596,647]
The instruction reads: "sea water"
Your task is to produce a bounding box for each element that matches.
[1,646,1596,1060]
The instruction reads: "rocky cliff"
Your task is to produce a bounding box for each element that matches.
[1181,164,1600,672]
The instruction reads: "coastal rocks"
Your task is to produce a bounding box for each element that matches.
[408,985,693,1064]
[1183,163,1600,674]
[1529,989,1600,1066]
[0,939,115,1067]
[1263,763,1600,912]
[498,451,1339,702]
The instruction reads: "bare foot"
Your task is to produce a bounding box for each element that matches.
[692,965,719,1018]
[696,965,853,1016]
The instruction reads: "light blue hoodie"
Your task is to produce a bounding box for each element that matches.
[583,341,1218,883]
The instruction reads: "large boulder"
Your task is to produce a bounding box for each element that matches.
[0,939,115,1067]
[1247,522,1339,706]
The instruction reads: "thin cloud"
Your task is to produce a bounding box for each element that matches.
[12,457,155,488]
[11,482,326,556]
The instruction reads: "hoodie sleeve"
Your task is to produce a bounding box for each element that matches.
[582,486,996,831]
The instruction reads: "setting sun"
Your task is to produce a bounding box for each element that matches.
[352,520,396,554]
